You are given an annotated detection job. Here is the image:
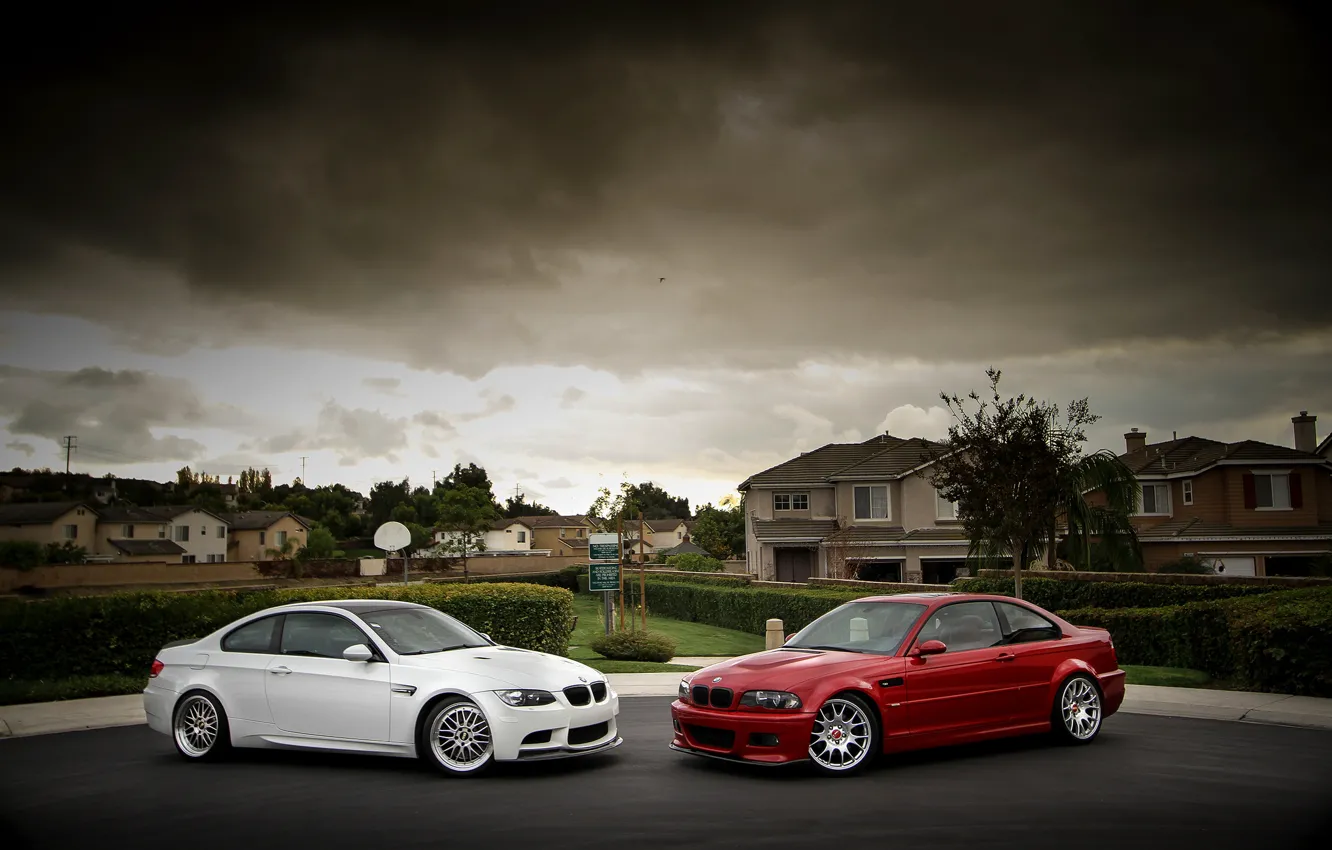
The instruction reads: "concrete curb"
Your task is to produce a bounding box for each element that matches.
[3,678,1330,741]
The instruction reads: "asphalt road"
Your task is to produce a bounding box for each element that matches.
[2,698,1330,850]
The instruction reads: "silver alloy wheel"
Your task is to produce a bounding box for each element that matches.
[430,702,494,772]
[809,697,871,771]
[174,695,220,757]
[1060,677,1102,740]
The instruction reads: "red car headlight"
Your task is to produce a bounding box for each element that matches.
[739,690,802,710]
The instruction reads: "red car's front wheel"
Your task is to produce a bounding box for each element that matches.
[808,695,879,776]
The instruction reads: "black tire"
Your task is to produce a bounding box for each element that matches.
[1051,674,1104,745]
[418,696,496,777]
[171,691,231,762]
[807,693,880,777]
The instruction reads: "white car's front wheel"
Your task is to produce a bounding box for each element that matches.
[421,697,496,776]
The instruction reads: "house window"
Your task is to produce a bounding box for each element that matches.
[217,526,226,538]
[518,531,527,543]
[200,526,206,536]
[1182,481,1194,506]
[259,531,266,545]
[1254,473,1291,510]
[577,528,584,538]
[276,530,288,547]
[174,525,190,542]
[158,525,166,538]
[854,485,890,520]
[1139,483,1170,515]
[774,493,809,511]
[77,509,85,516]
[122,524,135,538]
[182,555,197,564]
[62,524,78,540]
[936,489,958,520]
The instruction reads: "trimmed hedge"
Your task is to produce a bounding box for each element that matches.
[589,630,677,663]
[624,579,880,635]
[0,583,576,680]
[1061,587,1332,697]
[436,565,584,592]
[954,576,1279,611]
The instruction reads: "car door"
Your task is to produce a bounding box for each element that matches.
[904,601,1018,738]
[993,601,1070,723]
[264,611,392,741]
[213,613,283,724]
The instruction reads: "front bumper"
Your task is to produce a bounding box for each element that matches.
[669,699,812,765]
[474,690,621,761]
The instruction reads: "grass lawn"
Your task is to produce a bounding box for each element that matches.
[579,660,699,674]
[1121,664,1218,689]
[0,673,147,706]
[568,593,764,662]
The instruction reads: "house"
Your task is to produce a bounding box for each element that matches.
[514,515,600,555]
[1111,412,1332,577]
[433,518,536,554]
[0,501,100,550]
[224,511,312,561]
[737,434,969,584]
[140,506,230,563]
[95,506,177,561]
[658,538,711,559]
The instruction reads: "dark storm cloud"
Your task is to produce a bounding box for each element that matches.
[248,401,409,464]
[1,1,1329,376]
[0,365,247,463]
[5,441,36,457]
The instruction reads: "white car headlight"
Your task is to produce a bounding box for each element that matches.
[739,690,802,710]
[496,689,556,707]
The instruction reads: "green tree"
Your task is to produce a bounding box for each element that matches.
[502,493,559,519]
[625,481,691,520]
[927,369,1073,600]
[1051,450,1143,572]
[369,478,411,527]
[691,501,746,560]
[298,526,344,560]
[435,485,500,583]
[435,463,499,509]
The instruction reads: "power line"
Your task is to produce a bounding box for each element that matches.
[300,456,308,484]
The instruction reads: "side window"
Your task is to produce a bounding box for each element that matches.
[221,615,281,653]
[996,602,1061,644]
[280,612,372,659]
[914,601,1003,653]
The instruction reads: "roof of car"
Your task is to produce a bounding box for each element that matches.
[309,599,429,612]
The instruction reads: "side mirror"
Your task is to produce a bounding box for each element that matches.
[785,634,795,643]
[343,644,374,662]
[908,639,947,658]
[481,633,493,643]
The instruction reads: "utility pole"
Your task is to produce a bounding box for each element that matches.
[300,456,308,484]
[61,436,76,475]
[639,510,647,631]
[617,514,625,632]
[431,470,436,488]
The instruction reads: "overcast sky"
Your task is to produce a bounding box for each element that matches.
[1,2,1329,514]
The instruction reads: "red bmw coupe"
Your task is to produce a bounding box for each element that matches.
[670,592,1125,776]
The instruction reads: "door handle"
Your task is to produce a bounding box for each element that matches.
[995,653,1016,662]
[269,666,292,675]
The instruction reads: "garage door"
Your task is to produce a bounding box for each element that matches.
[775,548,814,583]
[1211,557,1256,577]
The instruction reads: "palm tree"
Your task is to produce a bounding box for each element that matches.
[1046,450,1142,572]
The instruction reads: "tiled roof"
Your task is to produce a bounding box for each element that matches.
[901,527,970,542]
[660,540,711,557]
[828,525,906,543]
[223,511,309,531]
[1137,518,1332,541]
[1120,436,1327,475]
[517,514,596,528]
[0,501,94,525]
[740,439,900,489]
[558,538,590,549]
[632,518,687,532]
[828,437,946,480]
[486,518,532,531]
[1318,433,1331,456]
[107,538,188,556]
[752,519,839,541]
[98,506,166,523]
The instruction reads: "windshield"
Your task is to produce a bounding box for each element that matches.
[356,607,492,655]
[784,601,927,656]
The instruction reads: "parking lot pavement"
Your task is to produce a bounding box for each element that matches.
[1,698,1329,850]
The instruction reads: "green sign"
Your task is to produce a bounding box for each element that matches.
[589,561,620,593]
[588,533,620,563]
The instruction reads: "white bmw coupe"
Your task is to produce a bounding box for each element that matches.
[143,598,621,776]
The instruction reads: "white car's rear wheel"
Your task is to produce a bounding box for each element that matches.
[422,697,495,776]
[172,692,230,761]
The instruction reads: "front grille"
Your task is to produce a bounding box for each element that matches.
[709,687,734,709]
[522,729,553,745]
[563,685,592,706]
[568,720,610,746]
[692,685,709,705]
[684,724,735,751]
[748,732,780,747]
[590,681,608,702]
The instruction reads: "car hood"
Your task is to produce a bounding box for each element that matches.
[688,648,887,692]
[397,645,604,690]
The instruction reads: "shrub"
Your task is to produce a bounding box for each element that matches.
[0,541,46,571]
[624,579,873,635]
[665,553,725,573]
[589,630,677,663]
[450,565,583,592]
[1061,587,1332,696]
[0,582,575,680]
[953,576,1277,610]
[1158,555,1216,575]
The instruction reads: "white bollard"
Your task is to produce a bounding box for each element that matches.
[766,618,785,649]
